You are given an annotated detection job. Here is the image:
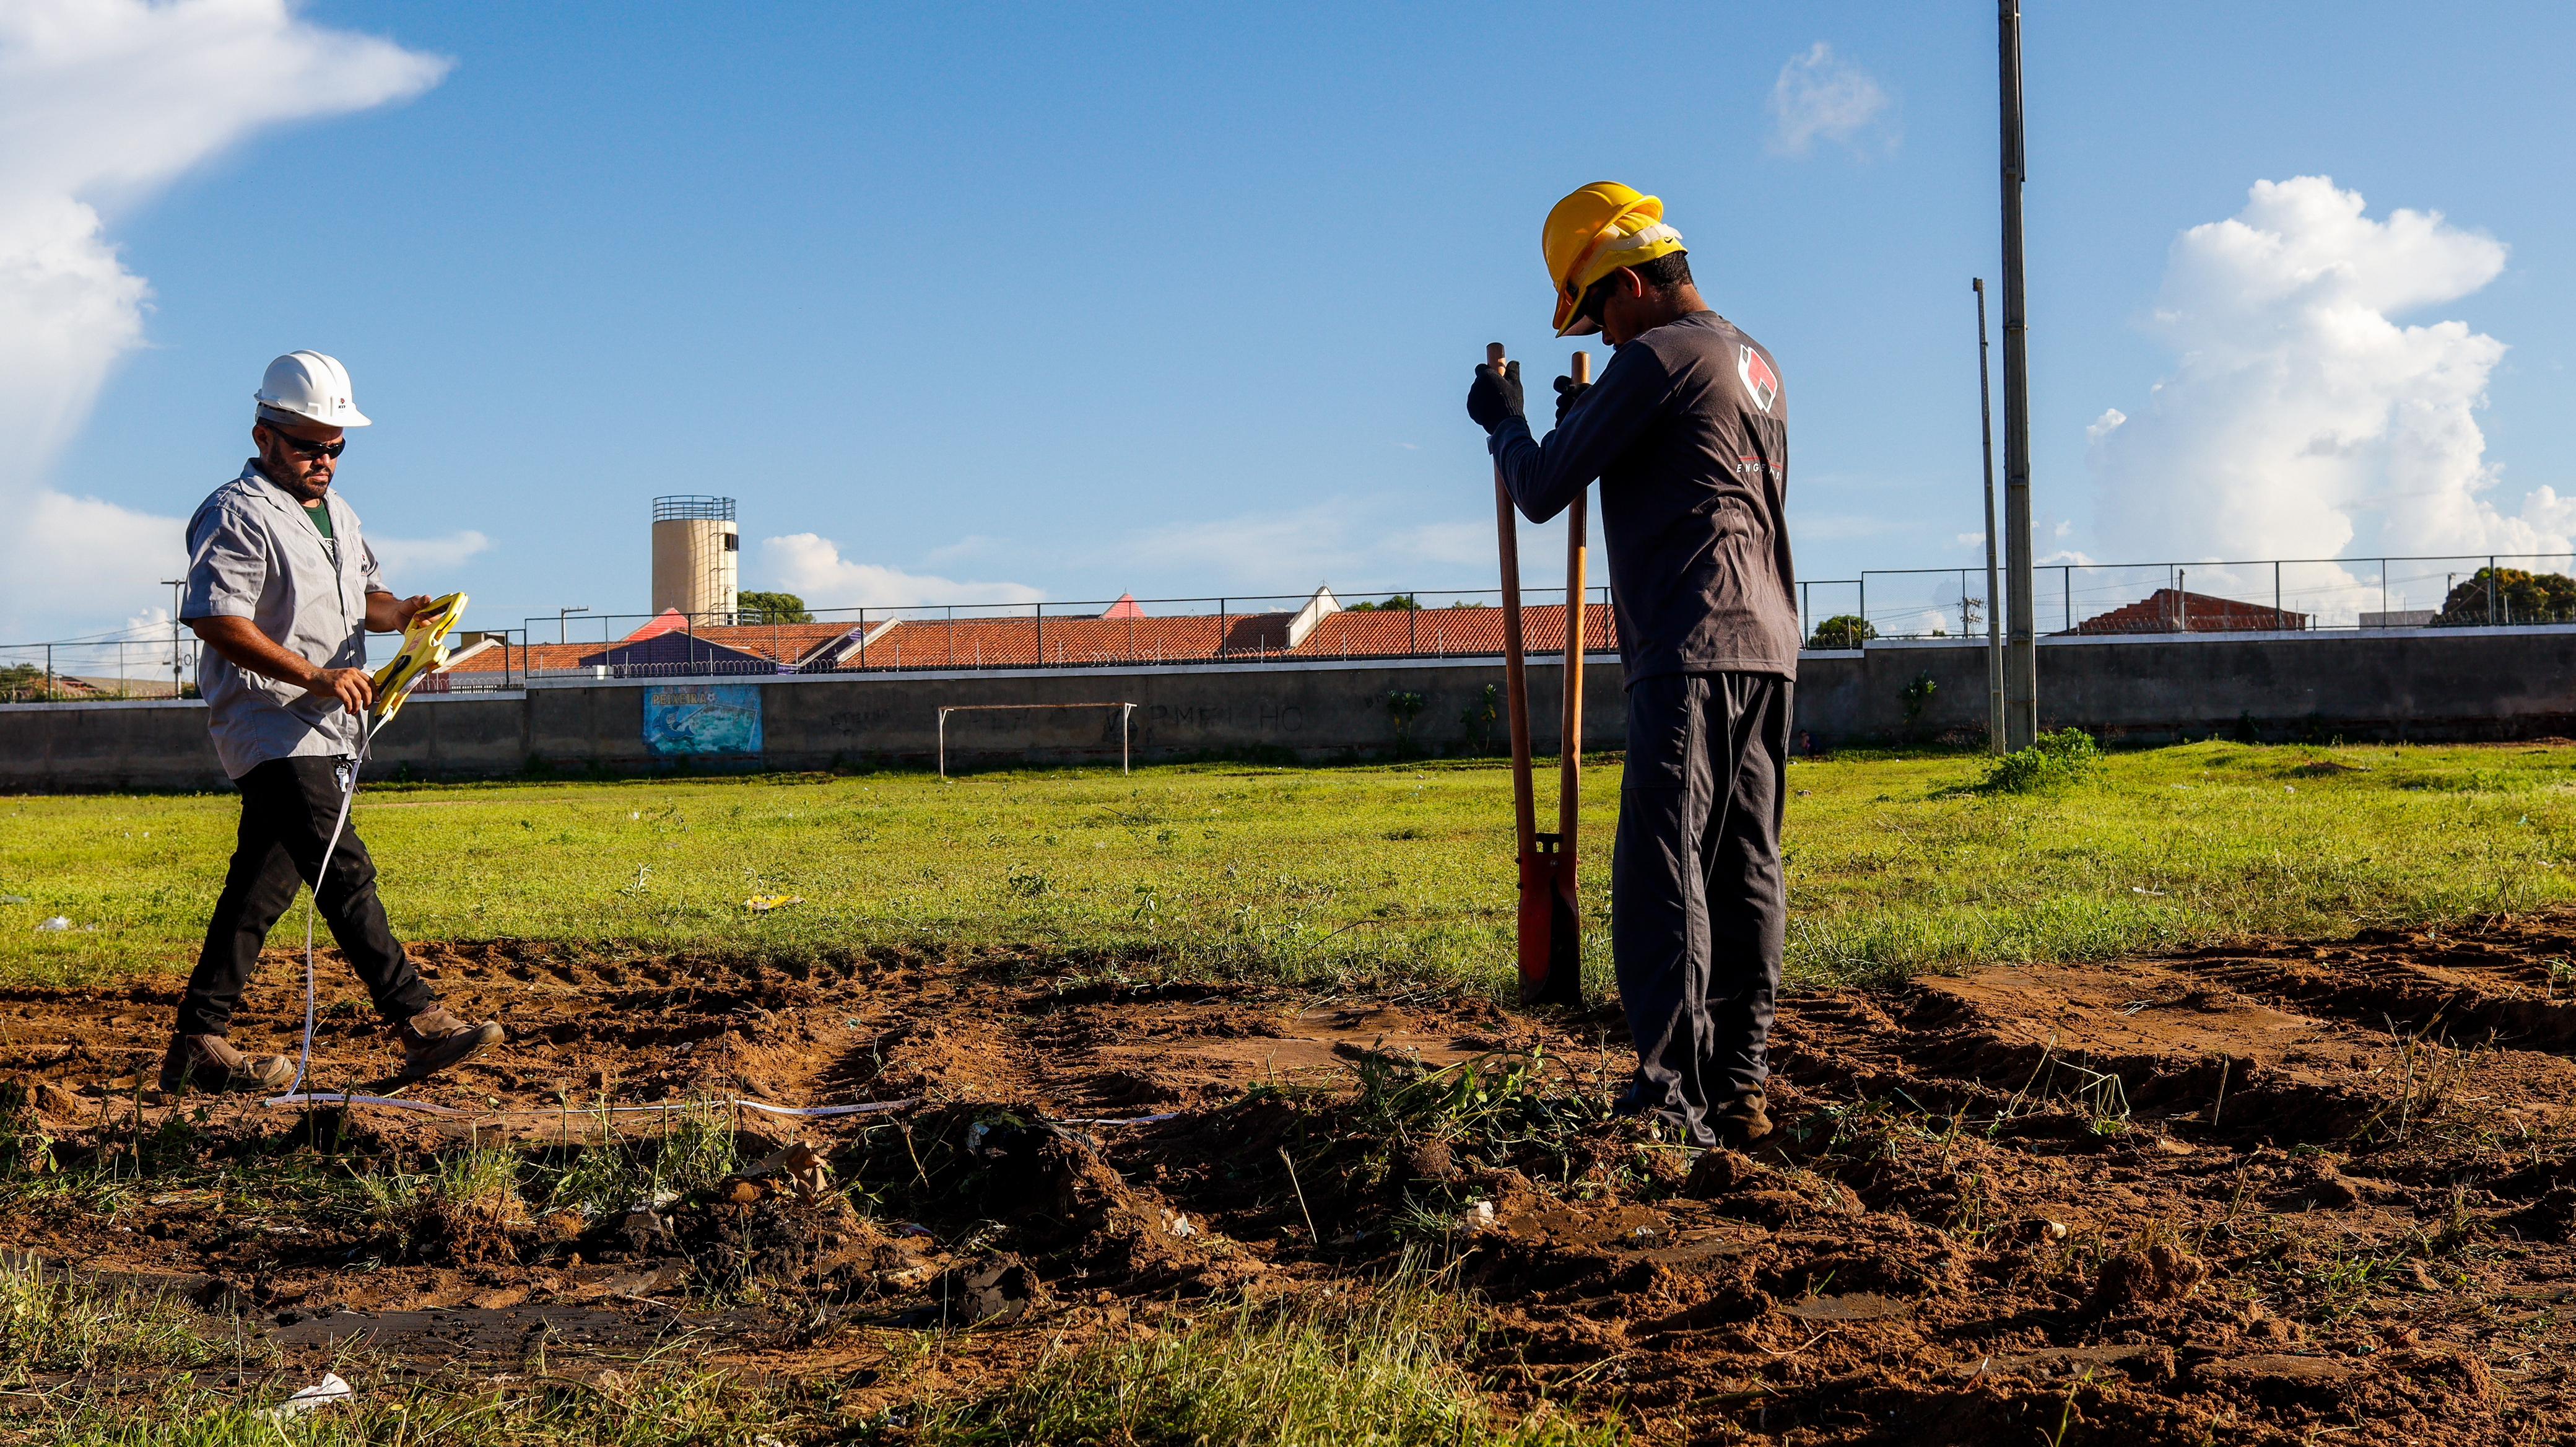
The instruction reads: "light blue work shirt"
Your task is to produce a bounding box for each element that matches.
[180,461,388,780]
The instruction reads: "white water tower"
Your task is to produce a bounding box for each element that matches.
[650,496,739,621]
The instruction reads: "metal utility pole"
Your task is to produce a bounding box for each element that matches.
[1997,0,2040,748]
[557,605,590,644]
[1972,282,2004,754]
[161,579,187,698]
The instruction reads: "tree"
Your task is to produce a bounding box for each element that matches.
[737,590,812,624]
[1807,614,1876,650]
[2432,568,2576,627]
[1347,593,1421,613]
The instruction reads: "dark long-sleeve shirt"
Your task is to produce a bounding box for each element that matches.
[1489,310,1799,683]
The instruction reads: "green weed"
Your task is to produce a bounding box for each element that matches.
[546,1099,738,1220]
[1975,728,2102,794]
[913,1268,1625,1446]
[0,1257,247,1384]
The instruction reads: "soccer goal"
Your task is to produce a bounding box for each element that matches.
[936,701,1139,779]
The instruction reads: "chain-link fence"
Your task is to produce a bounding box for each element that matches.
[0,627,200,702]
[1798,553,2576,644]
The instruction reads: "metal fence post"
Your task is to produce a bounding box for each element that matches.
[2273,559,2282,630]
[2488,557,2499,624]
[2062,566,2071,633]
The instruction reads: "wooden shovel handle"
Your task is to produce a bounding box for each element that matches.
[1559,351,1590,850]
[1489,343,1538,855]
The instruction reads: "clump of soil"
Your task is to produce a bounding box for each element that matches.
[2091,1243,2209,1313]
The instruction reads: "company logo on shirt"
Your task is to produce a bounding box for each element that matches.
[1737,346,1780,415]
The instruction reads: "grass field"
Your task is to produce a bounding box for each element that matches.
[5,738,2574,992]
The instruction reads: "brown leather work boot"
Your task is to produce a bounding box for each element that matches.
[1711,1090,1773,1148]
[398,1007,504,1080]
[159,1033,295,1095]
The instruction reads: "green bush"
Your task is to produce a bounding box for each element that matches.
[1808,614,1875,650]
[1978,728,2102,793]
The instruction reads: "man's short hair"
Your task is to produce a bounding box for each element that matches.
[1574,250,1695,325]
[1632,250,1693,291]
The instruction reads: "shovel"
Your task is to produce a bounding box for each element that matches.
[1489,343,1588,1007]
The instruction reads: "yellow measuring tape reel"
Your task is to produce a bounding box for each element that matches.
[370,592,468,726]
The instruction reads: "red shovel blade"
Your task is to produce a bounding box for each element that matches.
[1517,837,1585,1007]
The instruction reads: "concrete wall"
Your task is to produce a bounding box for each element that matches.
[1795,624,2576,747]
[0,655,1629,792]
[8,624,2575,792]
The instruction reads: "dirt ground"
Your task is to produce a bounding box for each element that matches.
[11,916,2576,1443]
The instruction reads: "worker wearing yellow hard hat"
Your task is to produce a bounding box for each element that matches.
[1541,181,1691,337]
[1466,182,1802,1152]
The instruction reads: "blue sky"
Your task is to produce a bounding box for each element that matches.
[9,1,2574,643]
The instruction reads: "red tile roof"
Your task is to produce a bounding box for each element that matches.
[435,600,1622,679]
[2068,588,2308,635]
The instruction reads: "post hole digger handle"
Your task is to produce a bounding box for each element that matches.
[1532,349,1591,1008]
[1489,343,1583,1007]
[1490,343,1538,860]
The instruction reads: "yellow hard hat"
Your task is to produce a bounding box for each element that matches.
[1543,181,1687,336]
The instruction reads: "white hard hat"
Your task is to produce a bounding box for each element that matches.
[253,351,370,428]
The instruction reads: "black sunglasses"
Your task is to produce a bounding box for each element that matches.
[1572,276,1616,330]
[264,427,345,460]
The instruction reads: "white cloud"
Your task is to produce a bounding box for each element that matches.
[2086,177,2554,618]
[921,534,1005,566]
[0,0,449,641]
[758,533,1044,610]
[370,530,490,580]
[1766,43,1894,159]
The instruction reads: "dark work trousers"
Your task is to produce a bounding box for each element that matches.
[176,755,433,1039]
[1610,671,1791,1145]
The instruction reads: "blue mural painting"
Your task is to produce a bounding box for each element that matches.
[643,684,764,756]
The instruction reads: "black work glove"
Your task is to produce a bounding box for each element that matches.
[1553,374,1590,424]
[1466,359,1523,433]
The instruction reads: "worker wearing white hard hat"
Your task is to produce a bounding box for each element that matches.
[163,352,502,1096]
